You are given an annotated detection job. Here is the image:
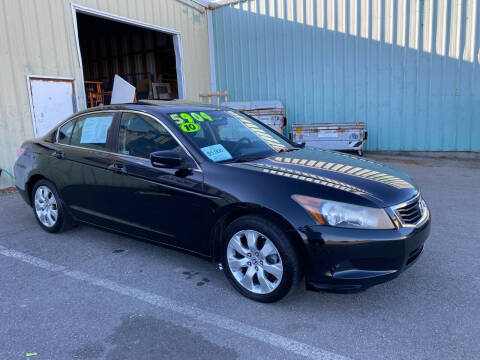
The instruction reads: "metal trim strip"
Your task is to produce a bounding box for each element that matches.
[55,109,202,172]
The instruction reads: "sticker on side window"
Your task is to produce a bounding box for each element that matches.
[201,144,232,162]
[80,116,112,144]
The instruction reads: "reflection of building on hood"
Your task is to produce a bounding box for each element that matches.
[269,156,414,190]
[250,162,369,196]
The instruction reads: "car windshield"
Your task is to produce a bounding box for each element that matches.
[166,110,296,163]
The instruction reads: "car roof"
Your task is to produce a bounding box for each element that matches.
[43,101,232,138]
[77,101,228,117]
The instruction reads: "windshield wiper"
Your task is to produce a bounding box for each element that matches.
[229,156,264,163]
[278,147,301,153]
[230,148,300,162]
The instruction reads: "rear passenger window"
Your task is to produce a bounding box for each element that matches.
[70,114,114,150]
[57,121,75,145]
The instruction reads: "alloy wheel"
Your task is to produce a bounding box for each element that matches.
[226,229,283,294]
[34,185,58,228]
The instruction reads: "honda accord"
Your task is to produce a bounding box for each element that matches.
[14,103,430,302]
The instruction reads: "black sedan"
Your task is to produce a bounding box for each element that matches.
[14,103,430,302]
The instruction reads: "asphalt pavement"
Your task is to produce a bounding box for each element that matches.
[1,155,479,360]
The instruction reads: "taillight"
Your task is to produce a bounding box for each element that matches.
[15,148,25,163]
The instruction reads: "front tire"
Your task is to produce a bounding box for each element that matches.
[32,179,72,233]
[222,215,302,303]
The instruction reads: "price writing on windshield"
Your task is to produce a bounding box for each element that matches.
[169,112,213,133]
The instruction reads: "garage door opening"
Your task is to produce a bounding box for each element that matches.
[75,10,184,108]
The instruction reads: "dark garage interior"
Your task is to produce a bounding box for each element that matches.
[76,13,179,107]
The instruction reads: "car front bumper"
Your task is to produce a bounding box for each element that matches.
[299,219,431,292]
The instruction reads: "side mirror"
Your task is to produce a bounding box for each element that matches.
[150,150,185,169]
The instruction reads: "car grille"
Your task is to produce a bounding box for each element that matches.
[396,198,423,225]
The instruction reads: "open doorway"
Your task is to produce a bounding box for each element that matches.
[74,8,184,108]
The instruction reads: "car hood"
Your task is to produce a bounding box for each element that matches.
[230,148,419,208]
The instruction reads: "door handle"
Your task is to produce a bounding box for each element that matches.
[51,150,64,159]
[108,163,127,174]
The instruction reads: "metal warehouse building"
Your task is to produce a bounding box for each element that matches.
[1,0,479,189]
[211,0,480,152]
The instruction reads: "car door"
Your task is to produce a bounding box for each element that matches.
[105,111,214,255]
[52,112,119,226]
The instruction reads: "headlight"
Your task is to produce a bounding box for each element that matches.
[292,195,395,229]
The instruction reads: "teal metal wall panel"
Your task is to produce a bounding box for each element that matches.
[212,0,480,151]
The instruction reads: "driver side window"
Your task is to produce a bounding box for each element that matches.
[118,113,180,159]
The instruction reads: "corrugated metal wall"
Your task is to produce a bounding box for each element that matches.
[0,0,211,189]
[212,0,480,151]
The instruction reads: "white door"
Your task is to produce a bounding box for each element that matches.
[27,76,77,137]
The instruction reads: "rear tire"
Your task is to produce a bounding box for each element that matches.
[222,215,302,303]
[32,179,73,233]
